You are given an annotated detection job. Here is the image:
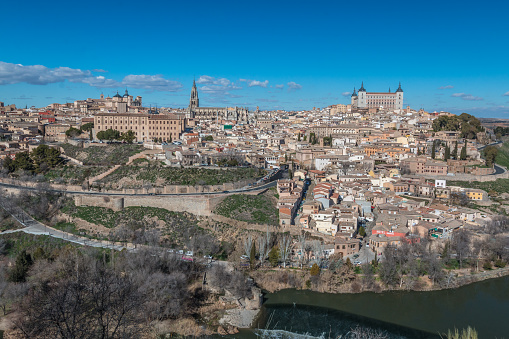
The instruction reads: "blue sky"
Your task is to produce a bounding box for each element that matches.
[1,0,508,117]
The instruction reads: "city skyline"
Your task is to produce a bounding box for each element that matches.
[1,0,508,117]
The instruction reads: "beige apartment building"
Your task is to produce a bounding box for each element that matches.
[94,113,185,142]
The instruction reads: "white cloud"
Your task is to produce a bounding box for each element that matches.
[342,91,351,97]
[0,62,91,85]
[275,84,284,89]
[503,91,509,96]
[196,75,231,87]
[451,93,483,101]
[0,61,182,92]
[438,85,454,89]
[287,81,302,92]
[248,80,268,88]
[122,74,182,92]
[80,75,119,88]
[197,75,242,99]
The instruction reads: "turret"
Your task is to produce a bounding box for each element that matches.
[395,82,403,110]
[357,82,367,108]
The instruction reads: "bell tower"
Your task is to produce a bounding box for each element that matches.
[189,79,199,109]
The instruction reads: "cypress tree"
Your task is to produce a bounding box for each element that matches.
[453,140,458,160]
[250,242,256,269]
[444,145,450,160]
[460,145,467,160]
[431,141,436,159]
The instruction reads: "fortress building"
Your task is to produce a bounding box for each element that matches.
[351,82,403,111]
[187,80,249,122]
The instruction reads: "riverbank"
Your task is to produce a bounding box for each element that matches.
[249,265,509,295]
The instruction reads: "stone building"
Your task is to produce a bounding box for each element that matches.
[351,82,404,111]
[94,113,184,142]
[187,80,249,122]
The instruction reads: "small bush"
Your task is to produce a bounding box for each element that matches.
[310,263,320,276]
[483,261,492,270]
[494,259,506,268]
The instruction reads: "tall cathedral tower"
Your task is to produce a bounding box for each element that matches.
[189,79,199,109]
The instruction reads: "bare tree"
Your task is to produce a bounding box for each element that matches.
[451,230,471,269]
[243,235,253,258]
[278,234,292,268]
[297,233,307,268]
[257,229,271,266]
[312,240,325,266]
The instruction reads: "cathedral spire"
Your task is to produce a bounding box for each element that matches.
[359,81,366,92]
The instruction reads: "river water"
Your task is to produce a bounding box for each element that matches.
[225,275,509,338]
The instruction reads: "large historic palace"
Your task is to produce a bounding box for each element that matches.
[351,82,404,111]
[187,80,249,122]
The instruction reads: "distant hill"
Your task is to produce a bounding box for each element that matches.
[479,118,509,130]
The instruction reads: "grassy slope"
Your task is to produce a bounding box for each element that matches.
[61,144,144,165]
[495,140,509,168]
[100,163,263,187]
[214,191,278,226]
[60,202,201,245]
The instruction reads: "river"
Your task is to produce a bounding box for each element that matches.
[225,275,509,338]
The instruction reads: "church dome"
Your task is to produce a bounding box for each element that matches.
[113,91,122,98]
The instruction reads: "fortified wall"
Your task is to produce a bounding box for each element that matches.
[73,194,229,216]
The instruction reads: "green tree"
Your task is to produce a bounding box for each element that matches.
[310,263,320,276]
[444,145,451,161]
[483,145,498,167]
[250,242,256,269]
[8,250,33,283]
[121,130,136,144]
[31,144,62,172]
[80,122,94,132]
[431,141,436,159]
[97,128,120,141]
[169,134,173,143]
[358,226,366,237]
[453,140,458,160]
[303,135,307,141]
[417,147,422,156]
[460,145,467,160]
[269,246,279,267]
[297,133,301,141]
[2,156,15,173]
[13,151,34,172]
[65,127,82,138]
[203,135,213,141]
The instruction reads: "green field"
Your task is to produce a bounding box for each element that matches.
[214,191,278,225]
[60,143,144,165]
[99,162,264,188]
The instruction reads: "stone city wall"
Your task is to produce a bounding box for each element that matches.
[73,194,229,216]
